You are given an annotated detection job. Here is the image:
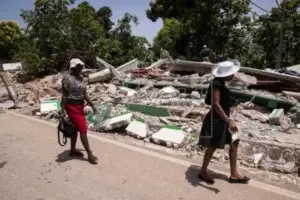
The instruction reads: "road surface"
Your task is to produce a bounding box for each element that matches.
[0,112,299,200]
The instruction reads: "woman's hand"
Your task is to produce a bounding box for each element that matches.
[228,119,238,132]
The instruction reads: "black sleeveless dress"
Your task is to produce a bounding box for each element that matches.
[198,78,238,149]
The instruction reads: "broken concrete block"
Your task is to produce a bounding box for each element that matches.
[107,84,117,94]
[126,119,148,139]
[191,91,201,99]
[119,87,136,97]
[88,69,112,83]
[151,126,187,148]
[146,59,167,70]
[253,153,264,166]
[99,113,133,131]
[269,109,284,125]
[116,59,139,74]
[40,100,61,115]
[96,57,122,80]
[160,86,179,97]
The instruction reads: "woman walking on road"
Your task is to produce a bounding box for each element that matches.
[198,60,250,184]
[61,58,98,164]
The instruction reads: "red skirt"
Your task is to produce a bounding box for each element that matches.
[65,103,87,134]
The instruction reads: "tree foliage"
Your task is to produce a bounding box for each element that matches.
[0,21,22,61]
[2,0,300,78]
[148,0,300,68]
[11,0,151,79]
[147,0,251,61]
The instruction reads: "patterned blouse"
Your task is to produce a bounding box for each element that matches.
[61,74,86,100]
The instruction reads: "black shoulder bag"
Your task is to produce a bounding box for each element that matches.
[57,117,77,146]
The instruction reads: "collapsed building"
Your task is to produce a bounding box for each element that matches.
[1,56,300,175]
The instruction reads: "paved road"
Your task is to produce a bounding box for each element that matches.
[0,112,299,200]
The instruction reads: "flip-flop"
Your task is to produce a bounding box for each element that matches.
[88,155,98,165]
[198,173,215,184]
[228,176,250,184]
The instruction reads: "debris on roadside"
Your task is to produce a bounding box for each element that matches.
[3,56,300,175]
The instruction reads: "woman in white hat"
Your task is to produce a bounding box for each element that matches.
[198,60,250,184]
[61,58,98,164]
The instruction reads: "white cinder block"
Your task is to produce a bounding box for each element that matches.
[126,120,148,138]
[99,113,133,131]
[152,127,187,147]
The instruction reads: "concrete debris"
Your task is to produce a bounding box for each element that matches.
[98,113,133,131]
[152,127,187,148]
[116,59,139,75]
[160,86,179,97]
[126,119,148,139]
[119,87,136,97]
[146,59,167,70]
[191,91,201,99]
[5,57,300,175]
[253,153,264,166]
[269,109,285,125]
[88,69,112,83]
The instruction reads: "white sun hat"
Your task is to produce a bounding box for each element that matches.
[70,58,85,69]
[212,60,240,78]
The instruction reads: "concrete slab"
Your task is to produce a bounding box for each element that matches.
[126,119,148,138]
[99,113,133,131]
[146,59,167,70]
[152,127,187,147]
[96,57,122,80]
[88,69,112,83]
[117,59,139,74]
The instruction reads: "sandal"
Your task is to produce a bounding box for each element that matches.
[198,172,215,184]
[88,153,98,165]
[228,176,250,184]
[69,150,84,157]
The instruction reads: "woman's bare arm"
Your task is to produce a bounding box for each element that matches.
[84,93,95,108]
[60,87,68,115]
[212,88,230,123]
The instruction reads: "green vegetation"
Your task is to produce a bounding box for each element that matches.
[1,0,300,79]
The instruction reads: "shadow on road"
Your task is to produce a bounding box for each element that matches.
[185,165,228,194]
[56,150,88,163]
[0,161,8,169]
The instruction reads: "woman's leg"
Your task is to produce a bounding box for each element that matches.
[69,132,84,157]
[199,147,216,183]
[80,133,98,164]
[229,140,249,181]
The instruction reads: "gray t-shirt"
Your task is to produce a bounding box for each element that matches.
[62,74,86,100]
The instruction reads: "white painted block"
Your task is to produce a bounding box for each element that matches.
[2,62,22,71]
[126,120,148,138]
[40,100,60,114]
[152,128,187,146]
[100,113,133,131]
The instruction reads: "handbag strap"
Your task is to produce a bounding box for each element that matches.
[57,129,67,146]
[57,117,67,146]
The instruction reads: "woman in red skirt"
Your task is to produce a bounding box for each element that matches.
[61,58,98,164]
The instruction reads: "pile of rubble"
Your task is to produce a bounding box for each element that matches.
[2,56,300,174]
